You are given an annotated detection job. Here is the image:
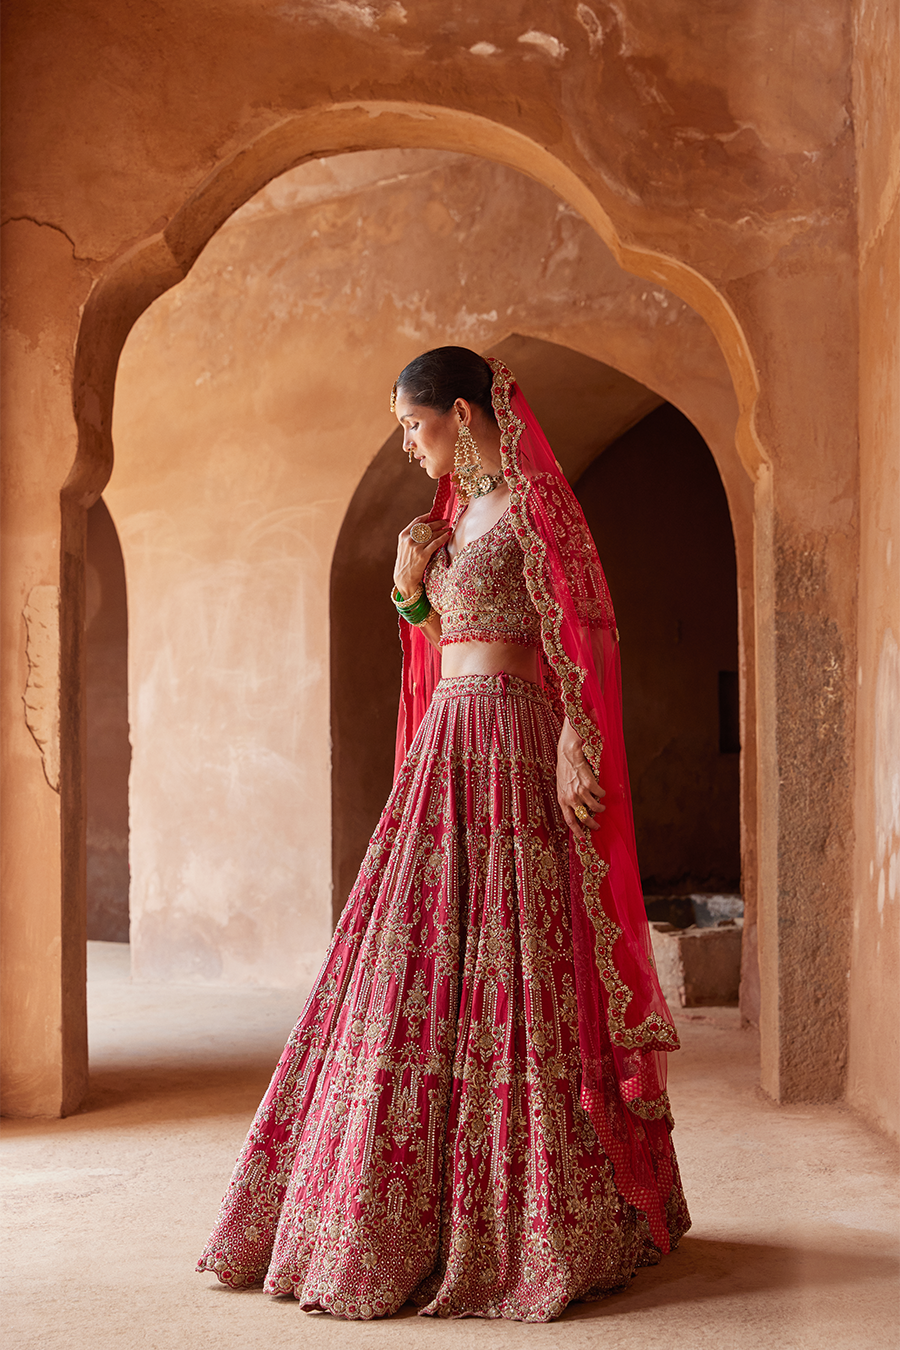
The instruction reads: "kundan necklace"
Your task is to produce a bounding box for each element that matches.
[468,470,504,498]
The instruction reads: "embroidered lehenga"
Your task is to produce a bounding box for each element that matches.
[196,361,690,1321]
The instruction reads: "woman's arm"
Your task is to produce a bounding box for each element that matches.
[557,717,606,839]
[393,513,452,598]
[393,513,451,652]
[415,609,443,651]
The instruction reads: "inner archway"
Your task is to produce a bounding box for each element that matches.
[331,335,739,913]
[575,402,740,894]
[17,118,761,1128]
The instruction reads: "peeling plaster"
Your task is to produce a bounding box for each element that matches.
[301,1,377,30]
[277,1,407,33]
[576,5,604,55]
[22,585,61,792]
[518,31,568,60]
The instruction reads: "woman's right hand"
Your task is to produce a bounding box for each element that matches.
[393,515,453,598]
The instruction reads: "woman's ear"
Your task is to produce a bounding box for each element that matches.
[454,397,473,426]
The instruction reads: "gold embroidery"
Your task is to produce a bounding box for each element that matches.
[488,360,680,1063]
[423,511,542,649]
[197,676,689,1317]
[625,1092,675,1124]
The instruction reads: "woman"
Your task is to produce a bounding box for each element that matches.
[197,347,690,1321]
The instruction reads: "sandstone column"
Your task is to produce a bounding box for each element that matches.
[1,221,92,1117]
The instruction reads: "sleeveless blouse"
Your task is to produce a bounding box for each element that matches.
[423,508,542,648]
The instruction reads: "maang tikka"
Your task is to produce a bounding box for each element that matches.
[391,381,416,463]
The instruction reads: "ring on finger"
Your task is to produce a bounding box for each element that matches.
[409,522,434,545]
[574,802,589,823]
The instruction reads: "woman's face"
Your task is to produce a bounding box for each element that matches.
[394,391,460,480]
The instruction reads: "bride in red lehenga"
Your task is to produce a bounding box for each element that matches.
[197,348,690,1321]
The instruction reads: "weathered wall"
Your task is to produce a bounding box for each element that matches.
[85,498,130,942]
[0,219,92,1117]
[847,0,900,1142]
[110,151,739,986]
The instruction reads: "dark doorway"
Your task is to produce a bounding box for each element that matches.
[85,497,131,941]
[575,403,740,892]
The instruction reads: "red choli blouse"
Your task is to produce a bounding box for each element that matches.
[423,508,542,648]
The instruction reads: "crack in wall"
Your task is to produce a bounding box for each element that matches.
[22,585,61,793]
[1,215,88,261]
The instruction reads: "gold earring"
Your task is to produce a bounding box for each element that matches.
[453,421,483,501]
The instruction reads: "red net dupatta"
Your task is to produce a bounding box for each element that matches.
[393,360,682,1251]
[393,473,454,779]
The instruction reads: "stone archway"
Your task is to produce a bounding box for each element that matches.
[105,151,754,1001]
[50,105,762,1116]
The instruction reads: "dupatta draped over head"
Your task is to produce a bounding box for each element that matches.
[394,358,681,1251]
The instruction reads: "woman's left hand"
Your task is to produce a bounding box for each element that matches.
[557,718,606,840]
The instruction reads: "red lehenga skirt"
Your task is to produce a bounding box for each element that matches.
[196,673,689,1321]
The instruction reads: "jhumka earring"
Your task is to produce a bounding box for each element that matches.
[453,420,504,500]
[453,420,483,501]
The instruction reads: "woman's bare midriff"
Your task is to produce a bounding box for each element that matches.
[439,640,541,684]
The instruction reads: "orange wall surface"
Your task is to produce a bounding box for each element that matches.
[847,0,900,1141]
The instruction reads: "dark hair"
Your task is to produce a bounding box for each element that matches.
[395,346,496,423]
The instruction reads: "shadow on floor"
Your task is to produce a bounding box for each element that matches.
[561,1234,900,1317]
[81,1060,277,1122]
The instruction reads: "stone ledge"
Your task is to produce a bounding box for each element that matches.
[651,920,743,1008]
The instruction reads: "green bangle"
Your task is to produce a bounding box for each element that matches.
[403,599,431,625]
[393,590,431,625]
[392,586,430,620]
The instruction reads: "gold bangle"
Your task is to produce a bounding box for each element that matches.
[392,584,424,609]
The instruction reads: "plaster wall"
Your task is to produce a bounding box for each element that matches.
[110,150,740,987]
[0,222,92,1116]
[847,0,900,1142]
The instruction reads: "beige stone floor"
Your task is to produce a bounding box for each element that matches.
[2,941,898,1350]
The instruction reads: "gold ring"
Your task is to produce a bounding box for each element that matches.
[409,522,434,545]
[574,802,589,823]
